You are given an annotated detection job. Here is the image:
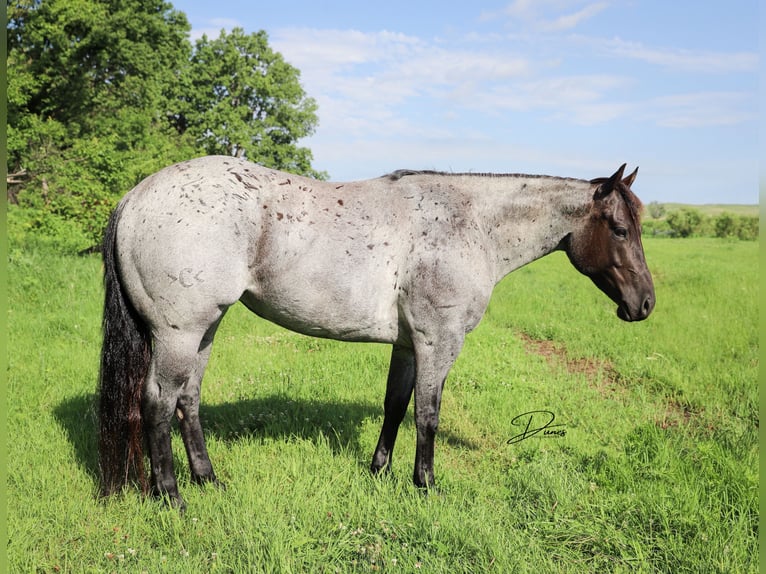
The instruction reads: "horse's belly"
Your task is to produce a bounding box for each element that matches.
[240,287,400,343]
[241,263,401,343]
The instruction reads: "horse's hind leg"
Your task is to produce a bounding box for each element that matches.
[176,317,225,488]
[370,345,416,475]
[143,324,219,509]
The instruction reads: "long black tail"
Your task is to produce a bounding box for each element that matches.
[98,204,151,497]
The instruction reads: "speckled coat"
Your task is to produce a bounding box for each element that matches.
[99,156,654,509]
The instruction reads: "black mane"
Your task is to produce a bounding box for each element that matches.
[385,169,583,183]
[386,168,643,220]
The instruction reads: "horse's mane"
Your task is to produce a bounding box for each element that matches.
[387,169,644,220]
[385,169,584,183]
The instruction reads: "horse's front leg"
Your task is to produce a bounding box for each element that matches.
[411,333,465,489]
[371,345,416,475]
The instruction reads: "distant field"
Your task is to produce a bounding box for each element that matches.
[7,238,758,572]
[656,203,758,217]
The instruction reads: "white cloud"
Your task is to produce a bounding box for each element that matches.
[644,92,757,128]
[272,28,528,88]
[188,18,757,137]
[462,74,633,125]
[271,24,756,140]
[273,28,423,71]
[481,0,610,31]
[271,28,532,136]
[541,2,609,31]
[599,37,758,74]
[178,3,760,203]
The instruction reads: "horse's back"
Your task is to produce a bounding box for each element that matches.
[114,156,405,341]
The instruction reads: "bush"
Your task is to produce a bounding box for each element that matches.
[712,213,759,241]
[7,204,93,254]
[642,219,672,237]
[735,216,759,240]
[666,208,703,238]
[648,209,759,241]
[713,212,737,238]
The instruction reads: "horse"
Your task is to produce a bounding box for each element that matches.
[98,156,654,509]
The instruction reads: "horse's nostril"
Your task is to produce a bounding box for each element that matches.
[642,296,653,316]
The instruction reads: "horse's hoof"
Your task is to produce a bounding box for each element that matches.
[192,474,226,491]
[160,494,187,513]
[413,476,441,495]
[370,463,393,477]
[150,487,186,512]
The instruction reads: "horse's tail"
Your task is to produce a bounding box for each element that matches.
[98,204,151,497]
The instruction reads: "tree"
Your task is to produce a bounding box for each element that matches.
[647,201,665,219]
[8,3,326,250]
[8,0,196,247]
[8,0,192,154]
[183,28,325,178]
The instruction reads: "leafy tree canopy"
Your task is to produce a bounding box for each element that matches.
[7,0,325,250]
[184,28,324,178]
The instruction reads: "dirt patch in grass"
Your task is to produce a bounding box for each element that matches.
[517,332,697,429]
[517,332,622,398]
[656,397,701,430]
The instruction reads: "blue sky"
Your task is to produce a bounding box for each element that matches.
[174,0,759,204]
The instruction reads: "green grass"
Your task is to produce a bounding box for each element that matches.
[8,238,758,573]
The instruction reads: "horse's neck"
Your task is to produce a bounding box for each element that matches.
[469,176,593,283]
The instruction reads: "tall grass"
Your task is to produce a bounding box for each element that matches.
[7,238,757,572]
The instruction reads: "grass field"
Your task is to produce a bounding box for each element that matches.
[7,237,758,573]
[658,203,758,218]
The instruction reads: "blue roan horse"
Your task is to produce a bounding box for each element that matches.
[99,156,654,509]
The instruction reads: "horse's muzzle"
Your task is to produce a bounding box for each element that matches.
[617,293,654,322]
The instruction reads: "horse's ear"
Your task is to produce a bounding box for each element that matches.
[592,163,626,200]
[611,163,627,183]
[622,166,638,188]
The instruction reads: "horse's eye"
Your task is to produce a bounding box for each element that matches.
[613,227,628,239]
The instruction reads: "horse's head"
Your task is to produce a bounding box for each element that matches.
[565,164,655,322]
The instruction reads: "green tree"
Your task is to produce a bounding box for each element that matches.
[183,28,325,178]
[647,201,665,219]
[8,3,326,250]
[8,0,196,248]
[8,0,192,160]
